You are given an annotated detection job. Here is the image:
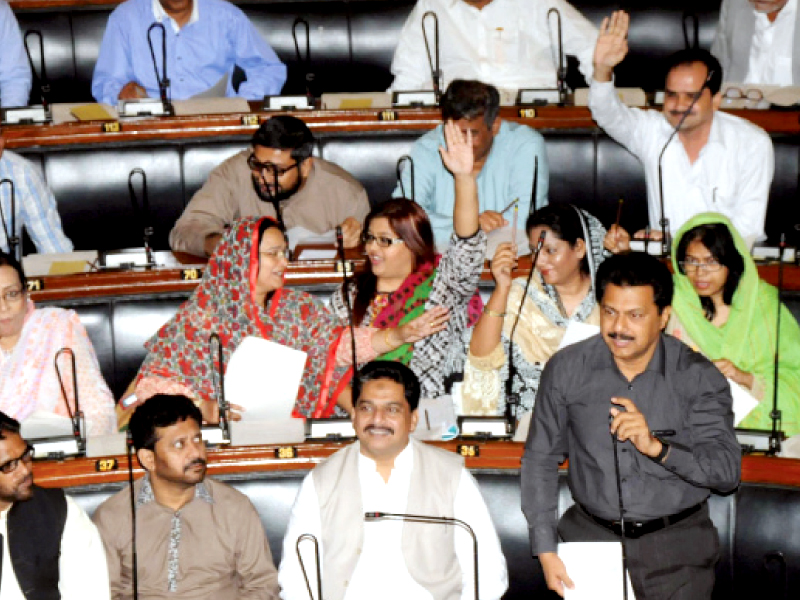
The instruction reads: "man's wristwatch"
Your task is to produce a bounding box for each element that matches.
[652,439,670,463]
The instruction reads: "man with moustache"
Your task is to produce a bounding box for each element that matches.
[0,411,109,599]
[278,361,508,600]
[522,252,741,599]
[93,395,279,600]
[591,11,773,249]
[712,0,800,86]
[169,115,370,257]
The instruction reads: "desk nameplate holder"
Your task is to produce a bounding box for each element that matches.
[392,90,438,108]
[458,416,512,439]
[1,105,50,125]
[306,418,356,441]
[263,95,314,111]
[118,98,171,117]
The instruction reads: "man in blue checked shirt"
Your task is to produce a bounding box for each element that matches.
[0,133,73,254]
[91,0,287,105]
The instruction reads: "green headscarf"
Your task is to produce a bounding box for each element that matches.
[671,213,800,436]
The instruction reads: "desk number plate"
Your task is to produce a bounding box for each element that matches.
[95,458,119,472]
[274,447,298,459]
[457,444,480,458]
[378,110,399,121]
[181,268,203,281]
[242,115,260,126]
[102,122,122,133]
[26,279,44,292]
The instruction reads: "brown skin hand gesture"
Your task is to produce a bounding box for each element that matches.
[593,11,630,83]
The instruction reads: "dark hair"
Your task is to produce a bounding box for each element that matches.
[664,48,723,95]
[676,223,744,321]
[252,115,315,162]
[129,395,203,452]
[526,205,591,276]
[353,361,421,411]
[352,198,435,324]
[0,411,20,440]
[0,251,26,290]
[595,252,673,314]
[441,80,500,128]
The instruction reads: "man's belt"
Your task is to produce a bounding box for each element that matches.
[581,502,704,540]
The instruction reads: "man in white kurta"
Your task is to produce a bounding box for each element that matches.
[278,361,508,600]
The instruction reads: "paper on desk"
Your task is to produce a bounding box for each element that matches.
[486,225,529,259]
[286,226,336,251]
[22,251,99,277]
[297,248,337,260]
[224,337,308,421]
[172,97,250,116]
[559,542,636,600]
[52,103,119,124]
[728,379,760,426]
[20,411,74,439]
[558,322,600,351]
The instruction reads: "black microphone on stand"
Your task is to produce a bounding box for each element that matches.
[504,229,546,432]
[293,18,317,102]
[126,428,140,600]
[656,70,714,257]
[0,179,19,261]
[422,11,442,101]
[147,22,173,115]
[209,333,231,442]
[365,511,479,600]
[336,226,359,387]
[610,423,629,600]
[397,155,415,202]
[296,533,322,600]
[128,168,155,267]
[547,8,566,106]
[682,12,700,49]
[768,233,787,455]
[54,348,85,453]
[23,30,50,110]
[529,156,539,219]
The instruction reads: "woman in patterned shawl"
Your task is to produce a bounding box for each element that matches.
[464,204,607,420]
[327,121,486,413]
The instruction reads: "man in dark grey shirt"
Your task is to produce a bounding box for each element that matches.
[522,252,741,600]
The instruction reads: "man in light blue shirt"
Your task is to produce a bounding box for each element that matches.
[0,134,73,254]
[92,0,286,105]
[393,80,549,247]
[0,0,32,108]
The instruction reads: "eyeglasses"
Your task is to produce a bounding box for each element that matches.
[679,259,723,272]
[0,444,34,474]
[362,233,405,248]
[0,288,24,305]
[260,248,291,260]
[247,154,301,178]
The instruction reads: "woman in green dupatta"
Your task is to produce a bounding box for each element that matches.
[669,212,800,436]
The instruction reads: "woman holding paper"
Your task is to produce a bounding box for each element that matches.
[464,204,606,419]
[0,252,115,435]
[668,212,800,436]
[326,120,486,412]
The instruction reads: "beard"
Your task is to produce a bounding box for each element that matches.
[252,174,302,205]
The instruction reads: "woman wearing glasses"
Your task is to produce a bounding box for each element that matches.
[324,121,486,414]
[669,213,800,437]
[0,253,115,435]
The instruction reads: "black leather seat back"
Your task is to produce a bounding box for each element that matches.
[69,301,115,394]
[767,138,800,247]
[594,136,649,233]
[183,142,251,201]
[71,10,114,102]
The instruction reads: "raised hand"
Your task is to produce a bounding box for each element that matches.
[397,305,451,344]
[439,119,474,176]
[603,224,631,254]
[490,242,517,289]
[593,11,630,82]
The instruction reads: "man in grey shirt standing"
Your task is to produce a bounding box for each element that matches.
[522,252,741,599]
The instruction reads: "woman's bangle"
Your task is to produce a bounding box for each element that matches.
[483,308,507,318]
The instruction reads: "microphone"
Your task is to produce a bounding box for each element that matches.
[295,533,322,600]
[54,348,85,452]
[547,8,566,105]
[364,511,479,600]
[656,69,714,257]
[336,226,359,387]
[768,233,787,455]
[147,22,173,116]
[610,419,629,600]
[126,428,140,600]
[504,230,546,432]
[293,18,317,101]
[209,332,231,443]
[529,156,538,219]
[397,155,415,202]
[682,13,700,49]
[0,179,19,261]
[128,168,155,268]
[23,30,50,110]
[422,11,442,101]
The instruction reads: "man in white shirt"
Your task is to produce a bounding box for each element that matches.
[712,0,800,85]
[278,361,508,600]
[0,411,109,600]
[590,11,774,249]
[390,0,597,95]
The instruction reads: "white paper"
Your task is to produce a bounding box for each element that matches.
[559,541,636,600]
[22,251,99,277]
[728,379,760,426]
[285,226,337,251]
[20,411,74,439]
[486,225,530,259]
[558,322,600,351]
[297,248,337,261]
[412,394,458,441]
[224,337,308,421]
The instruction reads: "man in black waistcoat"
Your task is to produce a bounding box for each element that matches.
[0,411,109,600]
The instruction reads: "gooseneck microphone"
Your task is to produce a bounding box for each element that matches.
[547,8,566,105]
[422,11,442,101]
[126,429,140,600]
[147,22,173,115]
[209,332,231,441]
[128,168,155,267]
[54,348,85,452]
[296,533,322,600]
[293,18,316,101]
[23,30,50,110]
[0,179,19,261]
[610,426,629,600]
[336,226,359,387]
[364,511,479,600]
[529,155,539,219]
[768,233,787,455]
[397,155,415,202]
[504,230,546,432]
